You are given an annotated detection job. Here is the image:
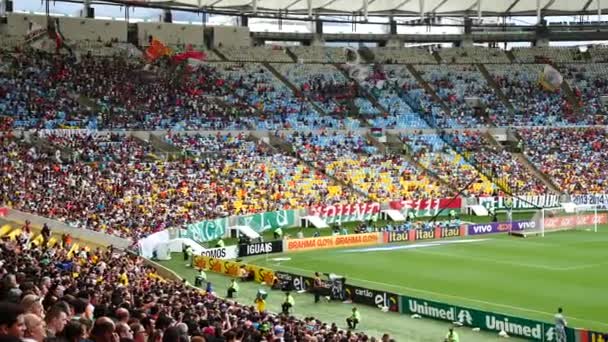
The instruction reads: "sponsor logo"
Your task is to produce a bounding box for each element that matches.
[496,223,511,232]
[286,233,379,252]
[415,230,435,241]
[239,241,283,256]
[385,231,409,243]
[440,227,460,238]
[517,221,536,230]
[404,297,558,340]
[201,248,227,259]
[473,225,493,233]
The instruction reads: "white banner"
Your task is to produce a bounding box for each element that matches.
[197,245,238,260]
[571,194,608,210]
[479,195,560,210]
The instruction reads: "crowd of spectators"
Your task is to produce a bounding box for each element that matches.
[286,131,450,202]
[443,130,548,195]
[402,133,495,196]
[486,64,579,126]
[560,63,608,121]
[0,233,382,342]
[417,64,505,128]
[519,127,608,194]
[41,131,152,162]
[0,132,356,241]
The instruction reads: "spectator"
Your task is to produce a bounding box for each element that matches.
[0,302,26,338]
[22,314,46,342]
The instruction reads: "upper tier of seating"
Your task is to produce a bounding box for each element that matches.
[438,47,511,64]
[218,46,294,62]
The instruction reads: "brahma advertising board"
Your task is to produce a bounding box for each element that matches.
[238,240,283,257]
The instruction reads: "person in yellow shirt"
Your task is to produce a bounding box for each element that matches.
[254,290,267,313]
[119,269,129,286]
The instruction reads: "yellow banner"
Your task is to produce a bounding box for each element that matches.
[192,255,275,285]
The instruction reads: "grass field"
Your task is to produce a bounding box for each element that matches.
[246,227,608,332]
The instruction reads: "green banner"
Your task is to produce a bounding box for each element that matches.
[183,217,228,242]
[400,295,575,341]
[238,209,296,233]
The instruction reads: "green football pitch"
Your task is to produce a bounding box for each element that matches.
[247,227,608,332]
[158,216,608,341]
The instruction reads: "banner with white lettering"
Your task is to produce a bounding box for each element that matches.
[238,240,283,257]
[307,203,380,225]
[571,194,608,210]
[479,195,560,210]
[197,246,238,260]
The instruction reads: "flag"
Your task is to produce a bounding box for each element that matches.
[539,65,563,92]
[145,38,173,62]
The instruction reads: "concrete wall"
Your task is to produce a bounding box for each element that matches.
[137,22,204,47]
[58,17,127,42]
[212,26,251,48]
[6,13,48,37]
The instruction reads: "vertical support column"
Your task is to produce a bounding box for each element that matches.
[598,0,602,23]
[163,9,172,23]
[477,0,482,21]
[536,0,541,25]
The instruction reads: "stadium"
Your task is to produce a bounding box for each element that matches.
[1,0,608,341]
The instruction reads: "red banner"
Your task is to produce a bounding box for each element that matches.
[388,198,462,217]
[0,208,7,217]
[307,202,380,224]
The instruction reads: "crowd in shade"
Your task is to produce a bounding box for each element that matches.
[285,131,450,202]
[0,235,386,342]
[402,133,496,196]
[443,131,548,195]
[519,127,608,194]
[561,63,608,121]
[417,65,507,128]
[0,132,356,241]
[486,64,579,127]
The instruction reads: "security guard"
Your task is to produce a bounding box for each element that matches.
[281,291,295,315]
[346,307,361,329]
[227,278,239,298]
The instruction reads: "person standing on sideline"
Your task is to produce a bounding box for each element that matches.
[444,327,459,342]
[313,272,322,303]
[227,279,239,298]
[346,307,361,330]
[282,292,295,315]
[555,307,568,342]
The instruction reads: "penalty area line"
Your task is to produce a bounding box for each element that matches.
[269,263,608,329]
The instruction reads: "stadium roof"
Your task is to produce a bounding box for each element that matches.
[113,0,605,16]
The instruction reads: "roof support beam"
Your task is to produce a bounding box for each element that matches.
[505,0,520,14]
[536,0,541,24]
[362,0,368,20]
[478,0,482,20]
[419,0,424,17]
[252,0,257,14]
[432,0,449,13]
[598,0,602,23]
[285,0,302,10]
[307,0,312,17]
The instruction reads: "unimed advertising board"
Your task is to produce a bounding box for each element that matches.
[401,296,575,341]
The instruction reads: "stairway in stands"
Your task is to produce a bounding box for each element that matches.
[477,64,516,114]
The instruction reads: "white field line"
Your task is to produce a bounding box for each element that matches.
[268,263,608,329]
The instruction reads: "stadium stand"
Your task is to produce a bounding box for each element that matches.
[444,130,548,195]
[0,132,356,241]
[519,127,608,194]
[287,131,450,201]
[369,47,437,64]
[218,46,294,63]
[416,64,507,127]
[0,227,378,342]
[402,133,496,196]
[289,46,348,63]
[437,47,511,64]
[486,64,579,126]
[511,46,587,64]
[561,63,608,118]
